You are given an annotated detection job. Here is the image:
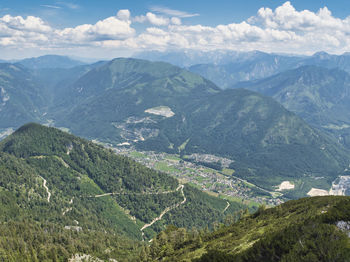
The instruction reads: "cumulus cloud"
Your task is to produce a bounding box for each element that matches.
[57,15,135,43]
[1,15,51,33]
[134,12,170,26]
[2,3,350,56]
[117,9,131,21]
[131,1,350,54]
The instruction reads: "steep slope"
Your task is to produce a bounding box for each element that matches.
[141,89,349,195]
[145,196,350,261]
[0,63,46,128]
[234,66,350,148]
[53,58,220,141]
[31,61,107,107]
[0,123,245,240]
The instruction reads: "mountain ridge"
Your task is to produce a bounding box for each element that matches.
[232,65,350,149]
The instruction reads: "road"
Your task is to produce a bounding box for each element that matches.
[140,185,186,234]
[39,176,51,202]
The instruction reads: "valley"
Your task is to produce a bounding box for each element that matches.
[2,0,350,260]
[116,148,285,206]
[115,146,350,204]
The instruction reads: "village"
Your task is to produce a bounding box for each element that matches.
[111,146,285,207]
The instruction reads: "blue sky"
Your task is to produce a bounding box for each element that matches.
[2,0,350,27]
[1,1,350,59]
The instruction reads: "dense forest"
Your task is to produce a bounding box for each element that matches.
[0,123,247,260]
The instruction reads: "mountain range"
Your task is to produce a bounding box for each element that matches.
[1,52,350,260]
[17,55,86,69]
[0,56,349,198]
[137,50,350,89]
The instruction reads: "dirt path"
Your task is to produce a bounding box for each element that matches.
[39,176,51,203]
[85,184,187,240]
[90,188,182,198]
[223,201,230,213]
[140,185,186,234]
[62,198,74,216]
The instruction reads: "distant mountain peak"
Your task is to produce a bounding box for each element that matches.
[17,55,85,69]
[312,51,332,59]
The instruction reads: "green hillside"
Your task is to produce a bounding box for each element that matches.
[235,66,350,149]
[53,58,220,141]
[0,123,245,260]
[0,64,46,128]
[145,196,350,261]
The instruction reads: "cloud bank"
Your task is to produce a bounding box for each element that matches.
[1,2,350,57]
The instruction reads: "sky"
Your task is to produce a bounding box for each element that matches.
[1,0,350,59]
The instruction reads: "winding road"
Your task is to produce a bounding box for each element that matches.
[90,187,183,198]
[39,176,51,203]
[140,185,186,234]
[223,201,230,213]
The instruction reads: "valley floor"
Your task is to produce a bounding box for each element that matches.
[108,146,285,207]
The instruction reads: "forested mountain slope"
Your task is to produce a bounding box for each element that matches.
[0,123,245,260]
[234,66,350,149]
[52,58,220,141]
[0,64,46,128]
[141,88,350,194]
[145,196,350,261]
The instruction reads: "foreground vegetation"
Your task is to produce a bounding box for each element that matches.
[144,196,350,261]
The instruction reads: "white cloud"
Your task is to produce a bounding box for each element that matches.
[117,9,130,21]
[129,2,350,54]
[135,12,169,26]
[1,15,51,33]
[57,12,135,43]
[171,17,181,25]
[150,6,199,18]
[40,5,61,9]
[56,2,80,10]
[250,1,344,32]
[2,3,350,57]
